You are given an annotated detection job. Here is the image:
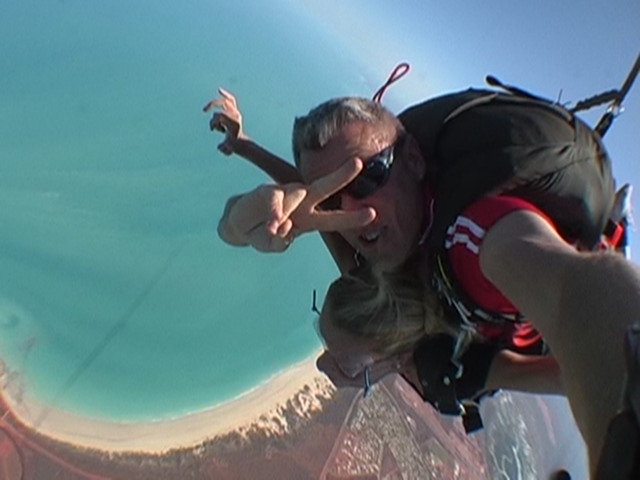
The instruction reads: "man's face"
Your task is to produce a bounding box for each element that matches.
[299,120,426,271]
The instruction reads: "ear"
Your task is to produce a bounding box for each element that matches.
[403,135,426,180]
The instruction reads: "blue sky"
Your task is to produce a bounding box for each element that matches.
[295,0,640,258]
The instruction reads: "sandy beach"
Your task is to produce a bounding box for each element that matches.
[1,351,333,454]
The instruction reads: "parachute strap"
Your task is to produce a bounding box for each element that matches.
[570,53,640,137]
[572,90,620,112]
[594,53,640,137]
[431,251,524,329]
[372,62,411,103]
[485,74,549,102]
[413,334,501,434]
[487,53,640,138]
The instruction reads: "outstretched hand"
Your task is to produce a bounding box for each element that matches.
[222,158,376,251]
[203,88,246,155]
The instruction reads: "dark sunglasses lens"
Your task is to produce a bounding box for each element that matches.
[321,138,402,207]
[346,159,390,199]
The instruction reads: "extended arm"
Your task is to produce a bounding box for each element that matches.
[403,336,564,404]
[205,89,360,272]
[317,337,564,398]
[203,88,301,184]
[229,138,301,184]
[484,350,563,394]
[479,209,640,467]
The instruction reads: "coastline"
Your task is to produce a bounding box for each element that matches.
[1,350,333,454]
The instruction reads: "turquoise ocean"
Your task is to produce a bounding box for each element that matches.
[0,0,383,421]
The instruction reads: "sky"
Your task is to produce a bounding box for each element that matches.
[0,4,634,476]
[292,0,640,258]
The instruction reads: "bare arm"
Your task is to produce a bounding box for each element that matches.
[485,350,564,395]
[318,343,564,398]
[479,209,640,464]
[204,88,359,272]
[203,88,301,184]
[231,138,302,184]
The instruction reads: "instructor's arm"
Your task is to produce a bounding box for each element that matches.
[478,208,640,463]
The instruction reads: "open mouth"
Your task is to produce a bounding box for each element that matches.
[360,229,382,244]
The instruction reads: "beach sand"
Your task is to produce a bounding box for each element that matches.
[1,351,333,454]
[0,356,586,479]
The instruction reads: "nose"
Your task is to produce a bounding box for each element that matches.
[335,354,374,378]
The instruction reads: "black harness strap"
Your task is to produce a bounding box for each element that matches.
[413,334,500,433]
[405,56,638,435]
[594,53,640,137]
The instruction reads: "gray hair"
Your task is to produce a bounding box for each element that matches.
[292,97,402,168]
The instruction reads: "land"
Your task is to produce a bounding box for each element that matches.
[0,355,585,479]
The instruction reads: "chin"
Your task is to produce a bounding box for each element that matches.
[373,255,405,273]
[359,241,411,272]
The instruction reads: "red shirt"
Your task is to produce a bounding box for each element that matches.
[445,195,550,350]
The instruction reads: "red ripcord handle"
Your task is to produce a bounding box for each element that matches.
[372,62,411,103]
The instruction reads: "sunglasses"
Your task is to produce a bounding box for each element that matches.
[320,135,406,210]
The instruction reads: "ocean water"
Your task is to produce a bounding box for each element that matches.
[0,0,377,421]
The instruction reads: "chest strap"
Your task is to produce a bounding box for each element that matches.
[431,252,524,331]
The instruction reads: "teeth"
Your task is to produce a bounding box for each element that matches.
[363,231,381,242]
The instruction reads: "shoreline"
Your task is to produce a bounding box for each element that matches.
[1,350,333,454]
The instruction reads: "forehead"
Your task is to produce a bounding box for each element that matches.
[299,120,398,183]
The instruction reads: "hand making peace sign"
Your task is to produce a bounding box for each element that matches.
[221,158,376,252]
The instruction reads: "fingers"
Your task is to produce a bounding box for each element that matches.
[224,184,311,252]
[246,225,292,253]
[204,88,243,156]
[210,111,240,133]
[202,88,238,112]
[289,158,375,232]
[210,112,226,132]
[217,87,237,107]
[307,158,363,203]
[313,207,376,232]
[256,185,305,241]
[275,218,294,238]
[212,112,240,155]
[202,97,225,112]
[280,185,308,222]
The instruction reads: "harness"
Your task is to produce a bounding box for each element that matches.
[398,64,637,432]
[425,70,636,336]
